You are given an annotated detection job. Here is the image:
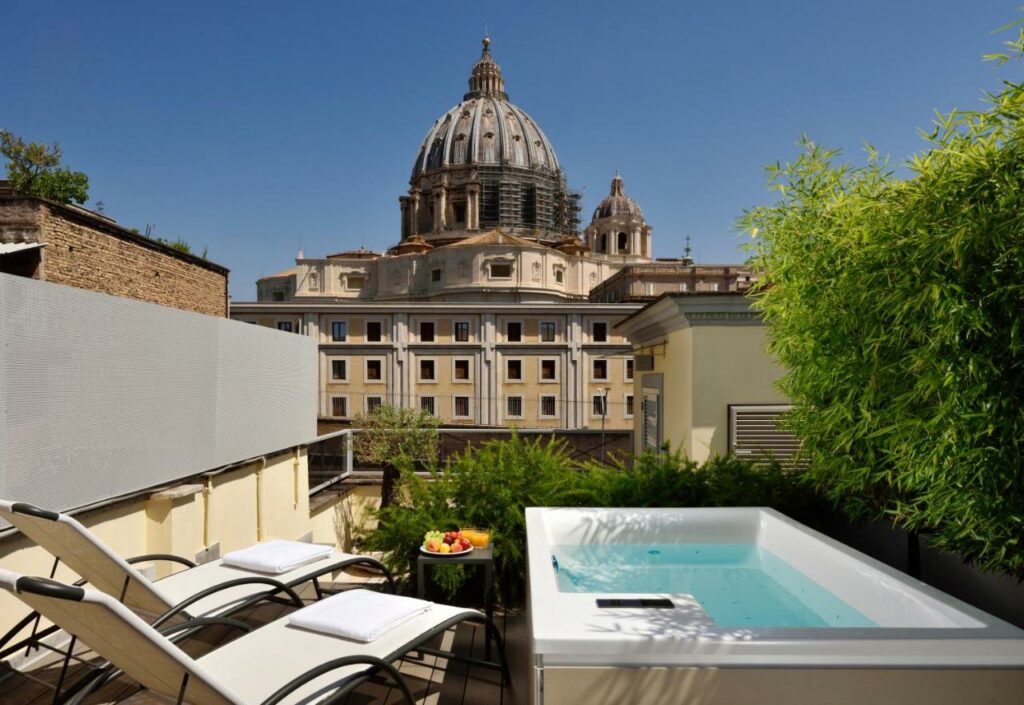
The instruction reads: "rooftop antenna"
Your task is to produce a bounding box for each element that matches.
[94,200,105,214]
[682,235,694,264]
[145,223,155,238]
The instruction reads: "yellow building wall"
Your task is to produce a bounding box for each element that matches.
[657,327,694,456]
[689,325,788,461]
[634,324,785,462]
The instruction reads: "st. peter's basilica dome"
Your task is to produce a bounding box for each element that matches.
[399,38,580,245]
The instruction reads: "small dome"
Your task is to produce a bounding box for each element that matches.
[593,171,643,220]
[411,38,560,179]
[390,234,433,255]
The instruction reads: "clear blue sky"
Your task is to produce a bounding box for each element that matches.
[2,1,1018,300]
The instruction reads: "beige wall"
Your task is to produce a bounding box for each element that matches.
[309,485,382,551]
[633,324,786,461]
[234,306,639,430]
[0,449,315,637]
[689,325,787,460]
[287,244,626,302]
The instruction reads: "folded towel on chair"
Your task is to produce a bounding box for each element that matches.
[288,589,433,642]
[222,540,334,574]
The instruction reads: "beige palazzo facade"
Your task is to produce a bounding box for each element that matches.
[231,38,744,430]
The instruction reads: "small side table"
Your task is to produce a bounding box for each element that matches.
[416,546,495,658]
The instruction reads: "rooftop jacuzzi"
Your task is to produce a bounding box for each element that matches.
[526,507,1024,705]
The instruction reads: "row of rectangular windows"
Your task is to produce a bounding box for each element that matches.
[329,357,634,383]
[330,394,634,419]
[279,320,613,343]
[417,320,607,343]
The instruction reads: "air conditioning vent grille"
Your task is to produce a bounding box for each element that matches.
[729,405,805,468]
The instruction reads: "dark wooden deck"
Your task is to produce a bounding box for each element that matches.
[0,577,528,705]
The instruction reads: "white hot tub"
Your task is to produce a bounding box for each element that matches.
[526,507,1024,705]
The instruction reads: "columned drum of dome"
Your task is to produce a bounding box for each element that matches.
[399,38,581,246]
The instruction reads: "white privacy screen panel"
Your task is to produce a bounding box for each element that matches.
[0,274,317,526]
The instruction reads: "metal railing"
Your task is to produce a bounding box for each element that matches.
[307,429,354,495]
[305,427,633,497]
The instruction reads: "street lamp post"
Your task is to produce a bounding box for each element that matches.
[600,387,610,463]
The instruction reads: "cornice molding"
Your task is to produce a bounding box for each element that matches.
[615,294,762,343]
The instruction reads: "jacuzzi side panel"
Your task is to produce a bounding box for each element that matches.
[541,666,1024,705]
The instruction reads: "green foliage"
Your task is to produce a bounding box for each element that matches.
[351,404,440,466]
[351,404,440,508]
[741,21,1024,574]
[582,450,815,515]
[156,237,193,254]
[359,435,813,602]
[0,129,89,204]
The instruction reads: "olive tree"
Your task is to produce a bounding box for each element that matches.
[351,404,440,509]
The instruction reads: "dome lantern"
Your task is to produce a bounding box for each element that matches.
[610,169,625,197]
[465,36,507,100]
[594,170,643,219]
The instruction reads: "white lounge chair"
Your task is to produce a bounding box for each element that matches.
[0,500,394,670]
[0,570,507,705]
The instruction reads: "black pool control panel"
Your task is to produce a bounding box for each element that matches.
[596,598,675,609]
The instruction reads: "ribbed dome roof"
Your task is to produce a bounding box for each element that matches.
[411,38,560,180]
[593,171,643,219]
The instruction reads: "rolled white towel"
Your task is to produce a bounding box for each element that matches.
[289,589,433,642]
[222,540,334,574]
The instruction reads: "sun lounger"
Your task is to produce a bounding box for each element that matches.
[0,570,507,705]
[0,499,394,671]
[0,500,394,616]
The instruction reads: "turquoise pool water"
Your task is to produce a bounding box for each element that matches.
[552,543,876,628]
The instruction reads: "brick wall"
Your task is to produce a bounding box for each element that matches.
[0,196,228,317]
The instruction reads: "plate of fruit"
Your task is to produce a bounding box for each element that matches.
[421,530,473,556]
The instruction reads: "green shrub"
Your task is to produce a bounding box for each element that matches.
[358,435,816,602]
[359,434,583,601]
[580,450,816,518]
[742,21,1024,574]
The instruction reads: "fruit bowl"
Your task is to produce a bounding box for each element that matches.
[419,544,473,557]
[421,530,475,556]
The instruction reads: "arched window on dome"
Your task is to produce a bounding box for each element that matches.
[618,232,629,253]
